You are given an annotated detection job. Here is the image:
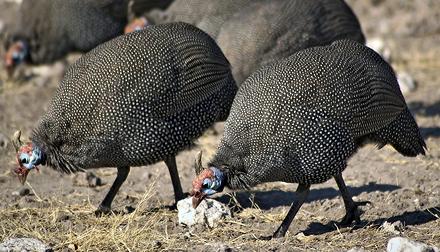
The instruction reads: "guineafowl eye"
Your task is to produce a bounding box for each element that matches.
[19,153,30,164]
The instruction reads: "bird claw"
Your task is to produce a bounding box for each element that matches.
[339,200,371,225]
[94,205,112,217]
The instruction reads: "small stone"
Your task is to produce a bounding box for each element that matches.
[56,213,70,222]
[198,242,235,252]
[0,132,8,149]
[67,243,77,251]
[123,205,135,214]
[0,237,52,252]
[366,37,392,62]
[397,72,416,94]
[19,187,30,196]
[177,197,231,228]
[381,221,404,235]
[387,237,439,252]
[347,248,366,252]
[295,232,315,242]
[152,240,162,249]
[86,172,103,187]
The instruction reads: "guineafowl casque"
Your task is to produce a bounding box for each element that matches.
[12,22,237,214]
[4,0,128,73]
[127,0,365,83]
[191,40,426,238]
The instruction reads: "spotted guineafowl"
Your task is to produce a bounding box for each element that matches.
[12,22,237,214]
[191,40,426,238]
[127,0,365,83]
[4,0,128,73]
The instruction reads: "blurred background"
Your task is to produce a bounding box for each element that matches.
[0,0,438,251]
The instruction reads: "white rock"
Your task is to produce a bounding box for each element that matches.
[366,37,392,62]
[0,238,52,252]
[387,237,439,252]
[347,248,367,252]
[380,221,404,235]
[397,72,417,94]
[177,197,231,228]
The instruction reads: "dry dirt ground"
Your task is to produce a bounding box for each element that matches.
[0,0,439,251]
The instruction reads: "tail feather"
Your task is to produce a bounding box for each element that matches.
[372,109,426,157]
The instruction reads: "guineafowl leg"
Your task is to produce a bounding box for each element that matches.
[272,183,310,238]
[96,166,130,215]
[334,173,370,225]
[164,156,185,204]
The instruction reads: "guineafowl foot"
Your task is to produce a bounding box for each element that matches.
[339,200,371,225]
[271,184,310,239]
[164,156,185,205]
[94,205,112,216]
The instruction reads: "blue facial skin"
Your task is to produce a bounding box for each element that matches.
[11,41,29,65]
[19,146,43,170]
[201,167,225,196]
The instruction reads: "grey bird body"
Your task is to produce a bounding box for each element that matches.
[206,40,425,237]
[143,0,365,83]
[212,40,424,188]
[30,22,236,210]
[9,0,128,64]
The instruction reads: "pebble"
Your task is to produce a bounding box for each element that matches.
[123,205,135,214]
[366,37,392,62]
[0,132,8,149]
[0,237,52,252]
[11,188,30,197]
[380,220,404,235]
[177,197,231,228]
[86,172,102,187]
[387,237,439,252]
[397,71,417,94]
[347,248,366,252]
[197,242,235,252]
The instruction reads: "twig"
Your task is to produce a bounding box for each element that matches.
[26,181,43,201]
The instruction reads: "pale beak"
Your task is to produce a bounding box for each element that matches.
[14,167,29,185]
[191,191,206,209]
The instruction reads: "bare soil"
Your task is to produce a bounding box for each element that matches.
[0,1,439,251]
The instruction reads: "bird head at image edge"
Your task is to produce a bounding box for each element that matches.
[190,152,225,208]
[11,131,44,184]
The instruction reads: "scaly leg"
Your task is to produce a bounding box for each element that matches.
[164,156,185,204]
[272,183,310,238]
[96,166,130,215]
[334,173,370,225]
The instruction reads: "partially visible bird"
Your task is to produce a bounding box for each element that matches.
[126,0,365,83]
[191,40,426,238]
[12,22,237,213]
[4,0,128,74]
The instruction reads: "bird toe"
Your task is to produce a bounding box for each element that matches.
[95,205,112,217]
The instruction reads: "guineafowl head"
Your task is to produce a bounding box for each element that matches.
[11,131,45,184]
[4,40,29,75]
[124,17,150,34]
[190,152,225,208]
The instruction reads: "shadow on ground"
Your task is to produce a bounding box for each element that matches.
[302,205,440,236]
[420,127,440,138]
[409,101,440,117]
[216,182,399,210]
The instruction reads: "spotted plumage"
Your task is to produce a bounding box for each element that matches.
[192,40,425,238]
[6,0,128,65]
[139,0,365,83]
[17,22,237,212]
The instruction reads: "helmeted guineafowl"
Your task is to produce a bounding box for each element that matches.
[127,0,365,84]
[12,22,237,214]
[4,0,128,73]
[191,40,426,238]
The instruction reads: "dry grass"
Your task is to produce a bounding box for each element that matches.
[1,182,439,251]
